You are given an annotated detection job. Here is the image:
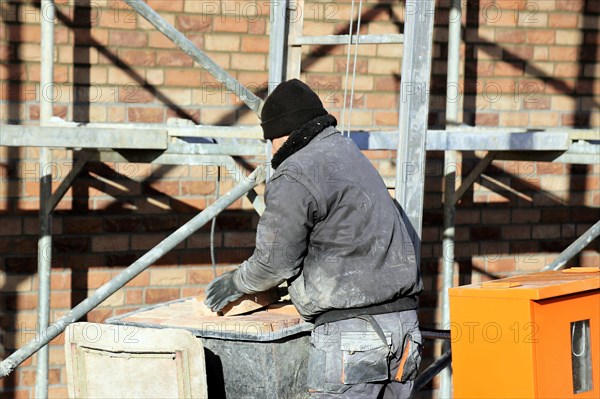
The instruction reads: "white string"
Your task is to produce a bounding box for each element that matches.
[346,0,364,137]
[340,0,356,136]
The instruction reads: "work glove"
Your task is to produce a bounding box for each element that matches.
[204,270,244,313]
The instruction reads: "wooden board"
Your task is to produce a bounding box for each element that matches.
[220,289,280,316]
[193,289,280,317]
[119,298,305,334]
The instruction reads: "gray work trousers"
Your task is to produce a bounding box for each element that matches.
[307,310,422,399]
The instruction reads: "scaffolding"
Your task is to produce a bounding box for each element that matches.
[0,0,599,397]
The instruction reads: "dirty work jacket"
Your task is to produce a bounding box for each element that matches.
[233,127,423,322]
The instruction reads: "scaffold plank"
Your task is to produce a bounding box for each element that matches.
[351,129,574,151]
[0,125,168,149]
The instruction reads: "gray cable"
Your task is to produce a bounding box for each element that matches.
[345,0,364,136]
[340,0,357,136]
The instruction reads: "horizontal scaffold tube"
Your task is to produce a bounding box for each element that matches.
[0,166,266,378]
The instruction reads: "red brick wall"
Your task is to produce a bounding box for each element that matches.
[1,0,599,397]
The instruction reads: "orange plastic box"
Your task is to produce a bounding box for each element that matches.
[449,269,600,398]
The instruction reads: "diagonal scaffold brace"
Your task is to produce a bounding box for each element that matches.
[122,0,264,115]
[0,166,266,378]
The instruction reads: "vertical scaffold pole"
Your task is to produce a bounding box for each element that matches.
[394,0,436,259]
[266,0,289,178]
[37,0,55,397]
[440,0,463,397]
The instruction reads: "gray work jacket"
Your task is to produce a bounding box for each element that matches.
[234,127,422,321]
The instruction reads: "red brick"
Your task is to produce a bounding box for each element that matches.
[6,292,37,311]
[374,111,399,126]
[166,108,200,124]
[149,268,187,286]
[117,86,153,104]
[50,291,71,309]
[580,252,600,268]
[128,107,164,123]
[562,223,577,239]
[524,96,551,110]
[548,13,579,28]
[181,180,216,195]
[470,226,501,241]
[50,273,71,290]
[164,69,202,86]
[156,51,193,67]
[556,0,585,12]
[495,29,526,43]
[124,271,150,287]
[145,180,180,196]
[240,36,270,53]
[118,49,155,66]
[87,308,113,323]
[474,113,499,126]
[102,217,140,233]
[145,288,180,304]
[19,368,61,386]
[481,209,511,224]
[131,234,166,250]
[503,45,534,61]
[248,19,266,35]
[91,235,130,252]
[0,237,37,255]
[147,0,184,12]
[518,254,547,271]
[148,31,177,48]
[548,47,579,61]
[63,217,103,234]
[5,23,38,42]
[110,31,147,47]
[188,34,205,49]
[0,217,22,235]
[213,16,248,33]
[495,0,527,9]
[125,288,144,305]
[501,225,531,240]
[188,268,218,285]
[99,8,136,30]
[532,224,562,239]
[175,16,212,32]
[487,256,517,273]
[28,105,68,121]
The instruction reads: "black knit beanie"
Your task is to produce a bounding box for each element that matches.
[260,79,327,140]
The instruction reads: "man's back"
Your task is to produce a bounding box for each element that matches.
[268,127,423,321]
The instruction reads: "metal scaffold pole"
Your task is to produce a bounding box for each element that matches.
[36,0,55,397]
[440,0,463,397]
[541,221,600,271]
[394,0,436,258]
[266,0,289,179]
[0,167,266,378]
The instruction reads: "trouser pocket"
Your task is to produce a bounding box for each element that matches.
[340,331,392,384]
[393,333,423,383]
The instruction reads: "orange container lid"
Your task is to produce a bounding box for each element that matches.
[449,269,600,300]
